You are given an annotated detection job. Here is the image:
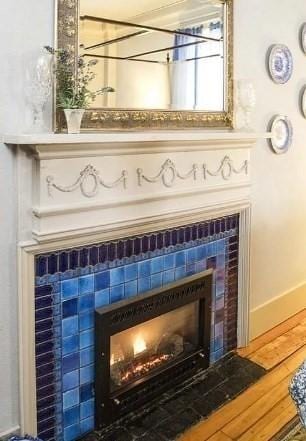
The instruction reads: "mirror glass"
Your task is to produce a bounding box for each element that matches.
[79,0,226,112]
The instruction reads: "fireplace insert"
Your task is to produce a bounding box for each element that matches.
[95,270,213,428]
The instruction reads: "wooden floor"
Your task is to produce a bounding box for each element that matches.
[180,309,306,441]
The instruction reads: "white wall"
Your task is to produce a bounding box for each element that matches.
[1,0,306,435]
[0,0,53,435]
[235,0,306,321]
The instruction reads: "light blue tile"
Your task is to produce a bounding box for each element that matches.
[110,267,125,286]
[63,406,79,428]
[110,285,124,303]
[138,260,151,278]
[195,260,207,273]
[80,348,94,367]
[163,270,175,285]
[125,280,137,298]
[79,293,94,312]
[94,271,110,291]
[63,335,79,355]
[175,251,186,267]
[217,239,226,253]
[64,423,80,441]
[164,254,175,270]
[80,398,94,420]
[196,245,207,261]
[124,263,137,282]
[63,370,79,392]
[187,248,197,264]
[151,273,162,289]
[63,388,79,410]
[214,335,224,351]
[138,277,151,294]
[79,311,94,331]
[95,289,110,308]
[62,316,79,338]
[80,329,94,349]
[79,275,94,295]
[151,256,164,274]
[80,416,94,434]
[80,365,94,385]
[175,266,187,281]
[62,279,79,300]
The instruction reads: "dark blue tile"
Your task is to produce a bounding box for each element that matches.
[36,352,54,368]
[37,416,56,434]
[37,384,56,401]
[98,244,107,263]
[110,267,125,286]
[108,242,116,261]
[156,232,164,249]
[36,329,54,344]
[117,240,125,260]
[80,248,89,267]
[79,311,95,331]
[36,361,55,378]
[149,235,156,252]
[35,307,54,322]
[59,252,69,273]
[35,295,53,311]
[165,231,171,247]
[80,383,94,402]
[138,277,151,293]
[134,237,141,255]
[125,239,133,257]
[63,388,79,410]
[62,352,80,374]
[80,398,94,420]
[62,316,79,338]
[69,250,79,270]
[89,247,99,266]
[125,280,137,298]
[35,318,53,334]
[62,279,79,299]
[110,285,124,303]
[37,405,55,422]
[95,271,110,291]
[37,394,56,411]
[63,335,79,355]
[178,227,185,243]
[95,288,110,308]
[185,226,191,242]
[192,224,198,240]
[186,264,196,276]
[37,373,55,389]
[175,251,186,267]
[35,285,53,299]
[141,236,149,254]
[36,256,47,277]
[151,256,164,274]
[64,406,79,428]
[80,347,94,367]
[64,423,81,441]
[62,298,78,318]
[172,229,178,245]
[80,329,94,349]
[47,254,58,275]
[63,370,79,392]
[38,428,55,441]
[79,293,94,312]
[80,416,94,434]
[79,275,94,295]
[138,260,151,278]
[124,263,137,282]
[36,341,55,356]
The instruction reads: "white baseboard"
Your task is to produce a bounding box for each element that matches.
[0,426,20,439]
[250,282,306,340]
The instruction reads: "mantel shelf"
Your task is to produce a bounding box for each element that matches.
[3,130,272,146]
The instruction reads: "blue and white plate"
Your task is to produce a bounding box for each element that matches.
[268,44,293,84]
[269,115,293,154]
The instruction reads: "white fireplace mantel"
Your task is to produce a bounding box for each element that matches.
[4,130,270,244]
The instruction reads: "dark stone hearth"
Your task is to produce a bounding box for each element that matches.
[81,353,266,441]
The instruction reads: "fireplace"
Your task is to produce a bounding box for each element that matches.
[95,271,213,428]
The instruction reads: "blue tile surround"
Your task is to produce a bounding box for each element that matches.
[34,214,239,441]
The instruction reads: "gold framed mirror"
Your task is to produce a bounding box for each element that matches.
[56,0,233,131]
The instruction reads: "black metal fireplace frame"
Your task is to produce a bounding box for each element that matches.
[95,270,213,428]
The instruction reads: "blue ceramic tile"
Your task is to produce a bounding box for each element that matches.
[63,335,79,355]
[151,256,164,274]
[163,270,175,285]
[63,406,79,428]
[79,275,94,295]
[63,388,79,410]
[80,416,94,434]
[64,423,80,441]
[80,365,94,385]
[62,298,78,318]
[138,277,151,294]
[195,260,207,273]
[36,256,47,277]
[124,263,137,282]
[94,271,110,291]
[110,285,124,303]
[186,264,196,276]
[151,273,162,289]
[80,329,94,349]
[79,311,94,331]
[138,260,151,278]
[80,383,94,402]
[63,370,79,392]
[110,267,125,286]
[80,348,94,367]
[62,316,79,338]
[125,280,137,298]
[196,245,207,261]
[164,254,175,270]
[187,248,197,264]
[80,398,94,420]
[175,266,187,281]
[62,279,79,299]
[95,289,110,308]
[175,251,186,267]
[79,293,94,313]
[59,252,69,273]
[62,353,80,374]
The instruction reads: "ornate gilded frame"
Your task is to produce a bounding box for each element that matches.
[55,0,233,131]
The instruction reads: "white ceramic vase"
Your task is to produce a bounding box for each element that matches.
[64,109,85,134]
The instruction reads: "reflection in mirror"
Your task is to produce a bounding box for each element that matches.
[79,0,225,112]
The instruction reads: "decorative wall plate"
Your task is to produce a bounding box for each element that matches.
[268,44,293,84]
[301,23,306,53]
[269,115,293,154]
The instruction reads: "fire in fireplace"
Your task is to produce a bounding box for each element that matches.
[95,270,213,428]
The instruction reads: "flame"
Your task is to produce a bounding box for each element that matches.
[133,335,147,356]
[110,354,115,366]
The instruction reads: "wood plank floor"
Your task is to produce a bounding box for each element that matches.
[179,309,306,441]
